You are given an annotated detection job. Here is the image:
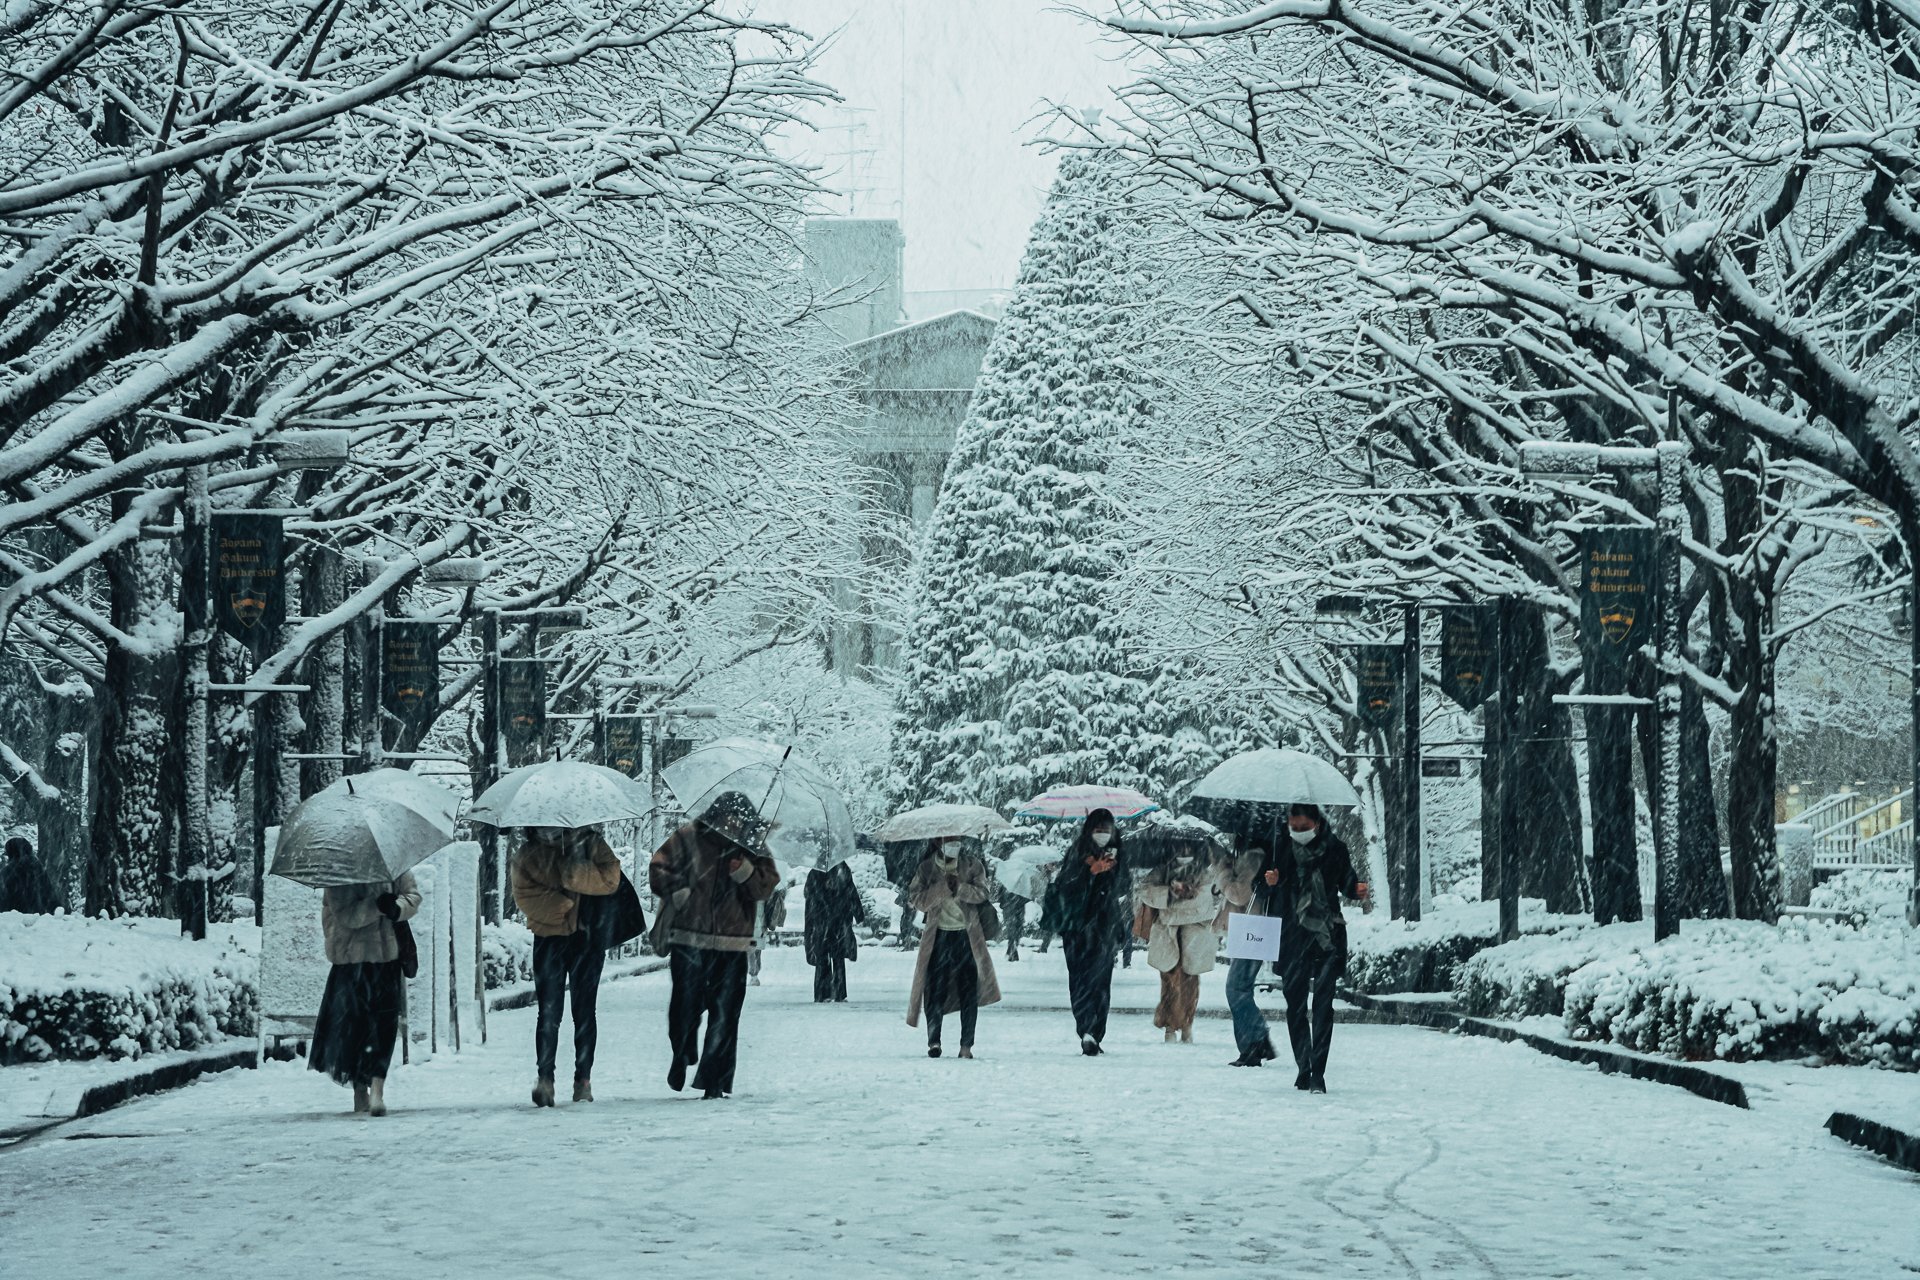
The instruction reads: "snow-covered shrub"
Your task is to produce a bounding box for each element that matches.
[481,919,536,989]
[1454,923,1642,1018]
[843,852,898,933]
[0,913,257,1063]
[1562,919,1920,1068]
[1808,869,1909,927]
[1344,900,1586,995]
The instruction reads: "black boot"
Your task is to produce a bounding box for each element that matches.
[1256,1038,1279,1064]
[1308,1075,1327,1094]
[1294,1069,1311,1090]
[667,1058,686,1093]
[928,1043,942,1058]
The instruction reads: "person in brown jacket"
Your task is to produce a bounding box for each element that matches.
[309,873,422,1116]
[512,826,622,1107]
[648,791,779,1099]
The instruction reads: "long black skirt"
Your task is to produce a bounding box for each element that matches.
[309,961,404,1087]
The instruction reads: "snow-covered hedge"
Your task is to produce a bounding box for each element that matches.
[0,913,257,1063]
[1563,920,1920,1069]
[1345,900,1587,995]
[1808,869,1909,927]
[481,919,536,989]
[1455,923,1642,1019]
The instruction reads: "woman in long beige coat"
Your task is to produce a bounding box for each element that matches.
[1136,837,1224,1043]
[309,873,422,1116]
[905,840,1001,1058]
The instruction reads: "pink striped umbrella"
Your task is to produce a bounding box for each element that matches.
[1013,784,1159,821]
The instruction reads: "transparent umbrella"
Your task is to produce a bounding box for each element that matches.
[870,803,1013,844]
[1184,748,1361,833]
[661,736,854,870]
[992,843,1059,900]
[269,786,457,888]
[313,768,459,833]
[469,760,653,830]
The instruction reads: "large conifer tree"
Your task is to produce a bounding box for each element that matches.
[888,159,1169,809]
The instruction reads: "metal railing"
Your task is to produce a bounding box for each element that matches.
[1808,789,1913,868]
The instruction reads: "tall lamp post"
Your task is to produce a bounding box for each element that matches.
[1519,440,1688,942]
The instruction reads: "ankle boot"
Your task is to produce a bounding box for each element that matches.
[532,1077,556,1108]
[367,1078,387,1117]
[352,1082,370,1113]
[573,1078,593,1103]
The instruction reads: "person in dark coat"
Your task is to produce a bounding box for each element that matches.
[1040,809,1128,1056]
[649,791,780,1100]
[511,826,623,1107]
[804,861,859,1001]
[1266,803,1369,1093]
[0,836,59,914]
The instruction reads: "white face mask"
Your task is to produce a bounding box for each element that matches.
[940,842,964,857]
[1091,831,1113,849]
[1289,828,1316,846]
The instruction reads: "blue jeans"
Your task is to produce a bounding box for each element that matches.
[1226,957,1270,1055]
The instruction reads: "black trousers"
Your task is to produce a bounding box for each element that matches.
[534,931,606,1082]
[1280,939,1344,1081]
[1004,899,1026,956]
[812,954,847,1002]
[924,930,979,1048]
[1062,930,1115,1044]
[669,946,750,1093]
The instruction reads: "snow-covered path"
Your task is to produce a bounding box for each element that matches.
[4,947,1915,1279]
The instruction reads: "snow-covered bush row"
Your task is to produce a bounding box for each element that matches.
[481,920,537,990]
[1563,920,1920,1069]
[1808,870,1910,926]
[0,914,257,1063]
[1454,923,1647,1019]
[1345,901,1587,995]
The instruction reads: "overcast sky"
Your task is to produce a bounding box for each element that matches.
[762,1,1134,293]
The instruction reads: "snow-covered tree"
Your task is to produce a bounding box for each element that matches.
[888,157,1174,812]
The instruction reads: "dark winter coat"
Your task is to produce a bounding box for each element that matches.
[649,820,779,952]
[804,863,860,966]
[1261,831,1362,965]
[1041,850,1131,946]
[0,841,58,915]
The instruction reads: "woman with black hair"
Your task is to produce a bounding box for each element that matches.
[1040,808,1128,1056]
[1267,803,1370,1092]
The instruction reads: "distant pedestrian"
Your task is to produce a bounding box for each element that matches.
[749,875,789,987]
[512,825,622,1107]
[1001,888,1027,961]
[1136,835,1224,1044]
[310,873,421,1116]
[1221,829,1280,1067]
[1268,803,1369,1093]
[905,839,1001,1059]
[0,836,58,915]
[804,861,859,1001]
[649,791,779,1099]
[1040,810,1128,1056]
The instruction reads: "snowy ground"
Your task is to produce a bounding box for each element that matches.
[3,947,1915,1279]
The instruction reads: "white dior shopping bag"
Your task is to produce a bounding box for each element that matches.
[1225,912,1282,963]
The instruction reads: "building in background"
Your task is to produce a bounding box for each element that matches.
[807,218,997,674]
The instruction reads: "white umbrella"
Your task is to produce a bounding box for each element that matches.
[661,736,854,870]
[991,845,1058,901]
[469,760,653,830]
[315,768,459,832]
[870,803,1013,844]
[1185,749,1361,831]
[269,789,456,888]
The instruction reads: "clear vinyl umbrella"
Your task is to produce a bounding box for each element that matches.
[1184,748,1361,833]
[469,760,653,830]
[661,736,854,870]
[870,803,1013,844]
[270,780,458,888]
[991,843,1059,901]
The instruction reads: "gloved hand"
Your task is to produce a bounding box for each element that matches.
[376,892,400,920]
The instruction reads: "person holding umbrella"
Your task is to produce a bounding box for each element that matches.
[512,825,623,1107]
[1268,803,1369,1093]
[905,837,1001,1058]
[804,860,859,1002]
[311,873,421,1116]
[1039,809,1130,1056]
[649,791,780,1099]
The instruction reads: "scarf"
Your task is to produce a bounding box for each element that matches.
[1290,842,1335,952]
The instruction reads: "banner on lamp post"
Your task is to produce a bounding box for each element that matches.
[499,637,546,767]
[603,716,646,778]
[1581,528,1656,663]
[210,513,285,652]
[381,622,440,743]
[1439,606,1497,710]
[1354,645,1402,729]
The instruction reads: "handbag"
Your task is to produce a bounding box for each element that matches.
[393,919,420,980]
[604,873,647,949]
[647,891,676,957]
[1132,902,1155,943]
[978,899,1002,943]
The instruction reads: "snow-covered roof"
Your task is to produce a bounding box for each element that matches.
[844,308,996,357]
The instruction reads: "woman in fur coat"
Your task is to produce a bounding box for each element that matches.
[1135,835,1224,1043]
